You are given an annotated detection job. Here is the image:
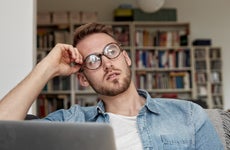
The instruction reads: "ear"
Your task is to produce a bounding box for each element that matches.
[122,50,132,66]
[77,73,90,87]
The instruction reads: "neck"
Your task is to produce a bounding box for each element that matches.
[99,83,146,116]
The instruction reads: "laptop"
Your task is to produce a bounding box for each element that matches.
[0,120,116,150]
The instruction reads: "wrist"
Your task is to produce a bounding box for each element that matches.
[34,59,58,81]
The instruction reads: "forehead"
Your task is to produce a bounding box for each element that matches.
[76,33,116,57]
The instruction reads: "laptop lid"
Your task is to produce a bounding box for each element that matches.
[0,120,116,150]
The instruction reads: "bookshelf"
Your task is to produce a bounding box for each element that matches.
[133,22,192,99]
[193,47,223,109]
[37,23,73,117]
[36,20,223,117]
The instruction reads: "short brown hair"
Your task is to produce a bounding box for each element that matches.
[73,22,115,46]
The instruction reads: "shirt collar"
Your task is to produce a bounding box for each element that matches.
[97,100,106,114]
[137,89,160,115]
[88,89,161,120]
[83,101,105,121]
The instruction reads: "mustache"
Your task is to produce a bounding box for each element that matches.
[103,66,121,79]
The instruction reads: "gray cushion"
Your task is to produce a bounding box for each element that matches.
[205,109,230,150]
[219,110,230,150]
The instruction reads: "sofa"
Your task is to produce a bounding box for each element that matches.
[205,109,230,150]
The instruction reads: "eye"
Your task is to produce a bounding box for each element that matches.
[86,55,100,64]
[107,48,116,55]
[85,54,101,69]
[104,44,119,57]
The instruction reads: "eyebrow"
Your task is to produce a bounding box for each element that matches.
[83,42,119,60]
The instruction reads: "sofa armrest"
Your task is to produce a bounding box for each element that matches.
[24,114,39,120]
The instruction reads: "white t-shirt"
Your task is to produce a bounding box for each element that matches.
[108,113,143,150]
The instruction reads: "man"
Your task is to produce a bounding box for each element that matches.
[0,23,223,149]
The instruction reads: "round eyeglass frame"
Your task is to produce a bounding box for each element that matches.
[79,42,123,72]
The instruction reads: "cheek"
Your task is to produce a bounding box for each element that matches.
[122,51,132,66]
[84,70,103,81]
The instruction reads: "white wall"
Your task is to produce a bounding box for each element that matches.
[37,0,230,110]
[0,0,37,113]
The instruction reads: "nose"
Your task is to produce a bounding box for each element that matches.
[101,55,113,71]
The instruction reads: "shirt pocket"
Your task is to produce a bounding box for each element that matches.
[160,134,193,150]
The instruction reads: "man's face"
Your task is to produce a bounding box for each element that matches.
[76,33,132,96]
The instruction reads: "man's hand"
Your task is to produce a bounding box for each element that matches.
[40,43,83,78]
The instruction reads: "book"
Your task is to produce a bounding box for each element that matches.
[135,29,143,46]
[196,72,207,83]
[213,96,222,107]
[81,11,98,23]
[158,50,168,68]
[210,48,221,59]
[168,50,176,68]
[75,96,98,106]
[113,25,130,46]
[69,11,81,23]
[198,86,207,96]
[37,12,51,24]
[211,72,220,83]
[52,11,69,24]
[54,30,70,44]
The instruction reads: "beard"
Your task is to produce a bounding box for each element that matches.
[85,66,132,96]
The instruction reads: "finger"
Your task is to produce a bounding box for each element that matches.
[74,48,83,64]
[62,44,77,60]
[61,44,83,65]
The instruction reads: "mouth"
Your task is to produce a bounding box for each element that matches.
[106,72,120,81]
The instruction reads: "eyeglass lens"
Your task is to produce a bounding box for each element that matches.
[84,43,121,70]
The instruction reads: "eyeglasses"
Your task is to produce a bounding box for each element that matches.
[79,42,123,72]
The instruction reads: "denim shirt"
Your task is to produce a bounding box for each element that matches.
[43,89,223,150]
